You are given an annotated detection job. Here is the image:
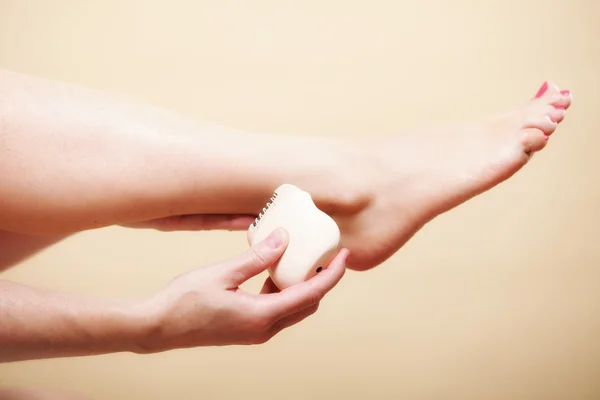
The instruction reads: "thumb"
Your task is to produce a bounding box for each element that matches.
[223,228,289,287]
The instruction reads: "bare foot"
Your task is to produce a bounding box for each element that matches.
[336,81,572,271]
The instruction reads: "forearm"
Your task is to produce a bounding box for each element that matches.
[0,279,149,362]
[0,68,363,235]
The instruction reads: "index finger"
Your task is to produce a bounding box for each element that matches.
[259,248,349,319]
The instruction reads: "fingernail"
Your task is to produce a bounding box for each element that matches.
[535,81,549,98]
[266,228,285,248]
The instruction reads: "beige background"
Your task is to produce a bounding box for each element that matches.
[1,0,599,399]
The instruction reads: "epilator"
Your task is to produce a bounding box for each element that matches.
[247,184,341,290]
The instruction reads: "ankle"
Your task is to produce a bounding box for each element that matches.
[300,137,375,216]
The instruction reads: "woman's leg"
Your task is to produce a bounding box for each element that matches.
[0,68,368,235]
[0,69,572,271]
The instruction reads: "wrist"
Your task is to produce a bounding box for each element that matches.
[123,297,170,355]
[79,297,161,356]
[127,291,196,354]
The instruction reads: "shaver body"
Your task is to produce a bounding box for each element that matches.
[247,184,341,290]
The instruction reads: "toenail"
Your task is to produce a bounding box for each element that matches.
[544,135,549,141]
[560,90,570,96]
[535,81,549,98]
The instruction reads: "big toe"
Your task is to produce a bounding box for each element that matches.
[534,81,560,99]
[534,81,572,110]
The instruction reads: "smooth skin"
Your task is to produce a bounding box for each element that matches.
[0,69,572,363]
[0,69,572,271]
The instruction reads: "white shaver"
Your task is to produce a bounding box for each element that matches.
[247,184,341,290]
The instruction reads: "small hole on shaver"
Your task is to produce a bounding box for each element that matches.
[316,267,323,273]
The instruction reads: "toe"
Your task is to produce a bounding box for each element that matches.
[547,81,561,95]
[546,92,571,108]
[521,127,549,154]
[534,81,549,98]
[531,82,571,124]
[520,81,569,156]
[538,114,558,135]
[532,81,571,108]
[525,113,557,136]
[552,90,572,110]
[534,81,560,99]
[548,106,566,123]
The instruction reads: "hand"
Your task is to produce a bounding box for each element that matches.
[121,214,257,232]
[139,227,348,352]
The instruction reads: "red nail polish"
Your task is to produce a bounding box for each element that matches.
[544,135,549,141]
[535,81,549,98]
[555,106,565,110]
[560,90,570,96]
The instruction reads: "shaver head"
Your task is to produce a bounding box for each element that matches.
[247,184,341,290]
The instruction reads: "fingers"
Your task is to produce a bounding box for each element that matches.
[250,251,348,343]
[259,248,349,319]
[122,214,257,231]
[231,247,347,345]
[222,228,289,287]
